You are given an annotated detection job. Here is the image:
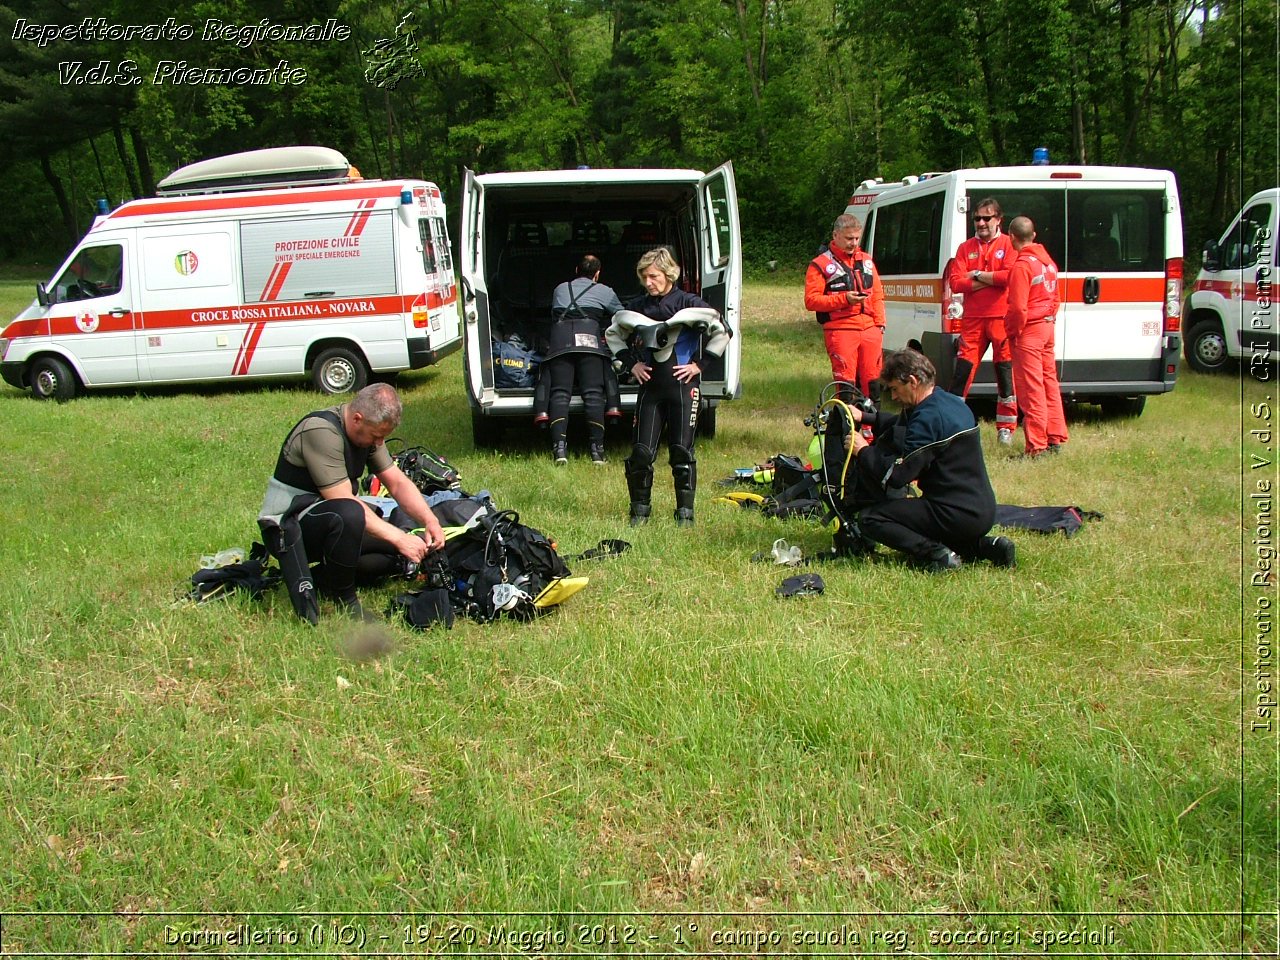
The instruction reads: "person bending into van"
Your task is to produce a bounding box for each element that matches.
[259,383,446,621]
[542,255,625,465]
[805,214,885,402]
[846,349,1015,572]
[613,247,725,526]
[1005,217,1069,458]
[946,198,1019,445]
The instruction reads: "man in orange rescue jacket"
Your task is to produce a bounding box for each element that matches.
[805,214,884,402]
[1005,216,1069,458]
[946,198,1018,444]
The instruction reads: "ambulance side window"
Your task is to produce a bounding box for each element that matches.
[1221,204,1273,270]
[52,245,123,303]
[873,193,943,275]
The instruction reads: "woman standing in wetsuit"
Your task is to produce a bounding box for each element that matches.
[614,248,724,527]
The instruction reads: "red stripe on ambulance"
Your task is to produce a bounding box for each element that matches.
[260,261,293,302]
[142,294,409,331]
[1193,277,1261,301]
[233,322,267,375]
[106,184,405,219]
[344,199,376,238]
[1059,276,1164,302]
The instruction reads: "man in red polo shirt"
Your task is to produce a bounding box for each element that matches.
[946,198,1018,444]
[805,214,884,402]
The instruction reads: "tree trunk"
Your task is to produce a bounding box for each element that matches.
[89,136,111,205]
[1210,144,1228,229]
[40,154,78,248]
[112,122,141,198]
[128,126,155,195]
[730,0,768,148]
[1118,0,1136,162]
[974,7,1003,164]
[1071,60,1086,163]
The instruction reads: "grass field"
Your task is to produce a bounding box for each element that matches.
[0,275,1273,955]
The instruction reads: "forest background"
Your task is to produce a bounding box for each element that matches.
[0,0,1275,269]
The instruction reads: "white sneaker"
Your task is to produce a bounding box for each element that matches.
[997,428,1013,446]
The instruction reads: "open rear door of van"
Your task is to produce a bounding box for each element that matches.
[697,162,742,402]
[459,169,497,418]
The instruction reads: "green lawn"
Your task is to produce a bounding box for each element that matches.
[0,279,1272,955]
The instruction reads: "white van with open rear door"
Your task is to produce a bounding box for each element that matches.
[1185,187,1278,378]
[0,146,460,400]
[457,165,742,445]
[860,165,1183,416]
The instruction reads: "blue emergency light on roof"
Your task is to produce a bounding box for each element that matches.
[1032,147,1050,165]
[96,198,109,214]
[400,189,412,205]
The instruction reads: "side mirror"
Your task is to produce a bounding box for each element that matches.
[36,282,51,307]
[1201,240,1220,273]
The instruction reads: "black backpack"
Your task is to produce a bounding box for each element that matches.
[761,453,825,519]
[443,506,570,621]
[389,498,571,623]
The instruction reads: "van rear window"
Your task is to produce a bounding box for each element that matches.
[419,217,453,276]
[966,188,1166,273]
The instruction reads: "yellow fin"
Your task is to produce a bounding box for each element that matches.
[533,576,590,608]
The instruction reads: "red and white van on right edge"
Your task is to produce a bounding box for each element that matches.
[854,165,1184,416]
[1185,187,1277,377]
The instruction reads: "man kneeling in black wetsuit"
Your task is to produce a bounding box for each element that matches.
[846,349,1016,572]
[259,383,446,620]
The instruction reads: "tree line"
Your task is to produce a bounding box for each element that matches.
[0,0,1274,267]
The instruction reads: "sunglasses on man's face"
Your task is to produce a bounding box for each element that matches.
[973,214,998,222]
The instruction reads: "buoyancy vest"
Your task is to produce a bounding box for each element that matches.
[812,248,876,325]
[272,408,370,496]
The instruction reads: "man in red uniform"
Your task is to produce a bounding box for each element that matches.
[805,214,884,401]
[946,198,1018,444]
[1005,216,1069,457]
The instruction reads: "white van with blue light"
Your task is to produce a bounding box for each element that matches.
[852,161,1184,416]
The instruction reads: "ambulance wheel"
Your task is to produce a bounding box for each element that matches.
[312,347,369,395]
[1184,318,1230,374]
[30,356,77,401]
[1099,396,1145,418]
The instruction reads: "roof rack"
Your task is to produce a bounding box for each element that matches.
[156,146,362,196]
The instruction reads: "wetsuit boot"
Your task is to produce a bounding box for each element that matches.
[625,455,653,526]
[671,451,696,526]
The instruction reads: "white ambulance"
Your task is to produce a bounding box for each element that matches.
[458,164,742,445]
[0,146,460,400]
[1185,187,1278,377]
[855,165,1184,416]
